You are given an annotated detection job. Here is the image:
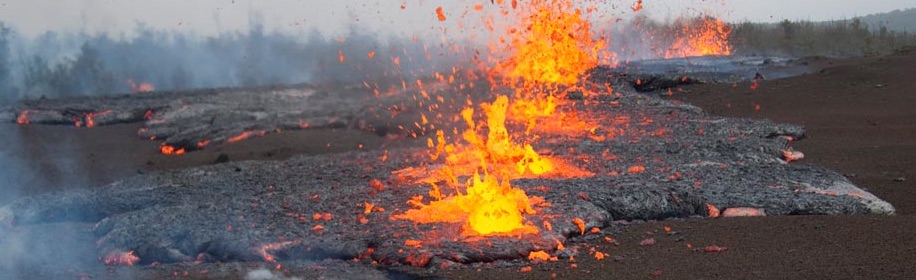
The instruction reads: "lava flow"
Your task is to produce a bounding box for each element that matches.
[160,144,185,155]
[395,0,601,237]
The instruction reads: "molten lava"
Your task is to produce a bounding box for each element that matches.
[227,130,267,143]
[494,0,603,87]
[396,0,602,237]
[84,110,111,128]
[666,16,732,58]
[256,240,302,263]
[160,145,185,155]
[16,110,30,125]
[491,0,605,137]
[631,0,643,12]
[127,79,155,93]
[394,95,541,236]
[435,6,447,21]
[102,251,140,266]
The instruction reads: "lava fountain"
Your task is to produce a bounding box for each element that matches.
[665,16,732,58]
[395,0,602,236]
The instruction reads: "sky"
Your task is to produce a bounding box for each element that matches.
[0,0,913,39]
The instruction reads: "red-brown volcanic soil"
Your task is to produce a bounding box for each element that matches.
[3,49,915,279]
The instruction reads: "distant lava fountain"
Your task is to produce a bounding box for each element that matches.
[665,16,732,58]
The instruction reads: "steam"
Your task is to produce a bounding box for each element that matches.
[0,20,474,101]
[0,4,486,277]
[0,128,23,275]
[245,269,303,280]
[0,126,102,278]
[0,6,485,278]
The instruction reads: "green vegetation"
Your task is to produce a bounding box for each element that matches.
[859,8,916,33]
[730,17,916,57]
[0,22,465,101]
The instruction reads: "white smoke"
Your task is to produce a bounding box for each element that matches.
[245,268,303,280]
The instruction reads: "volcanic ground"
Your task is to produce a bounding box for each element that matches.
[0,56,896,279]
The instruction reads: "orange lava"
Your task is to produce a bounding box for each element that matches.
[227,130,266,143]
[364,201,384,214]
[627,165,646,174]
[102,251,140,266]
[782,148,805,163]
[721,207,766,217]
[393,97,543,236]
[704,245,728,252]
[312,213,332,221]
[405,239,422,247]
[435,6,447,21]
[631,0,643,12]
[85,115,96,128]
[256,240,301,262]
[395,0,602,237]
[572,217,586,235]
[493,0,603,87]
[160,145,185,155]
[666,16,732,58]
[706,203,721,218]
[509,94,602,138]
[127,79,155,93]
[528,250,551,261]
[16,110,30,125]
[489,0,606,138]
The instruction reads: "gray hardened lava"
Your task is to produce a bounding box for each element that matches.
[0,78,893,271]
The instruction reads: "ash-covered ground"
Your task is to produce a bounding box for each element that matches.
[0,57,894,279]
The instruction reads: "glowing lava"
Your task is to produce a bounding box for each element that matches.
[227,130,267,143]
[16,110,30,125]
[491,0,605,136]
[256,240,302,263]
[395,95,544,236]
[160,145,185,155]
[666,16,732,58]
[102,251,140,266]
[494,0,603,87]
[396,0,601,236]
[127,79,155,93]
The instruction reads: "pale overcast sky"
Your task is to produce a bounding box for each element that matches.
[0,0,913,39]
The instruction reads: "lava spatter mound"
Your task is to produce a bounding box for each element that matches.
[0,86,893,268]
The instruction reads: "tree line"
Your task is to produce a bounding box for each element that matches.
[0,22,465,101]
